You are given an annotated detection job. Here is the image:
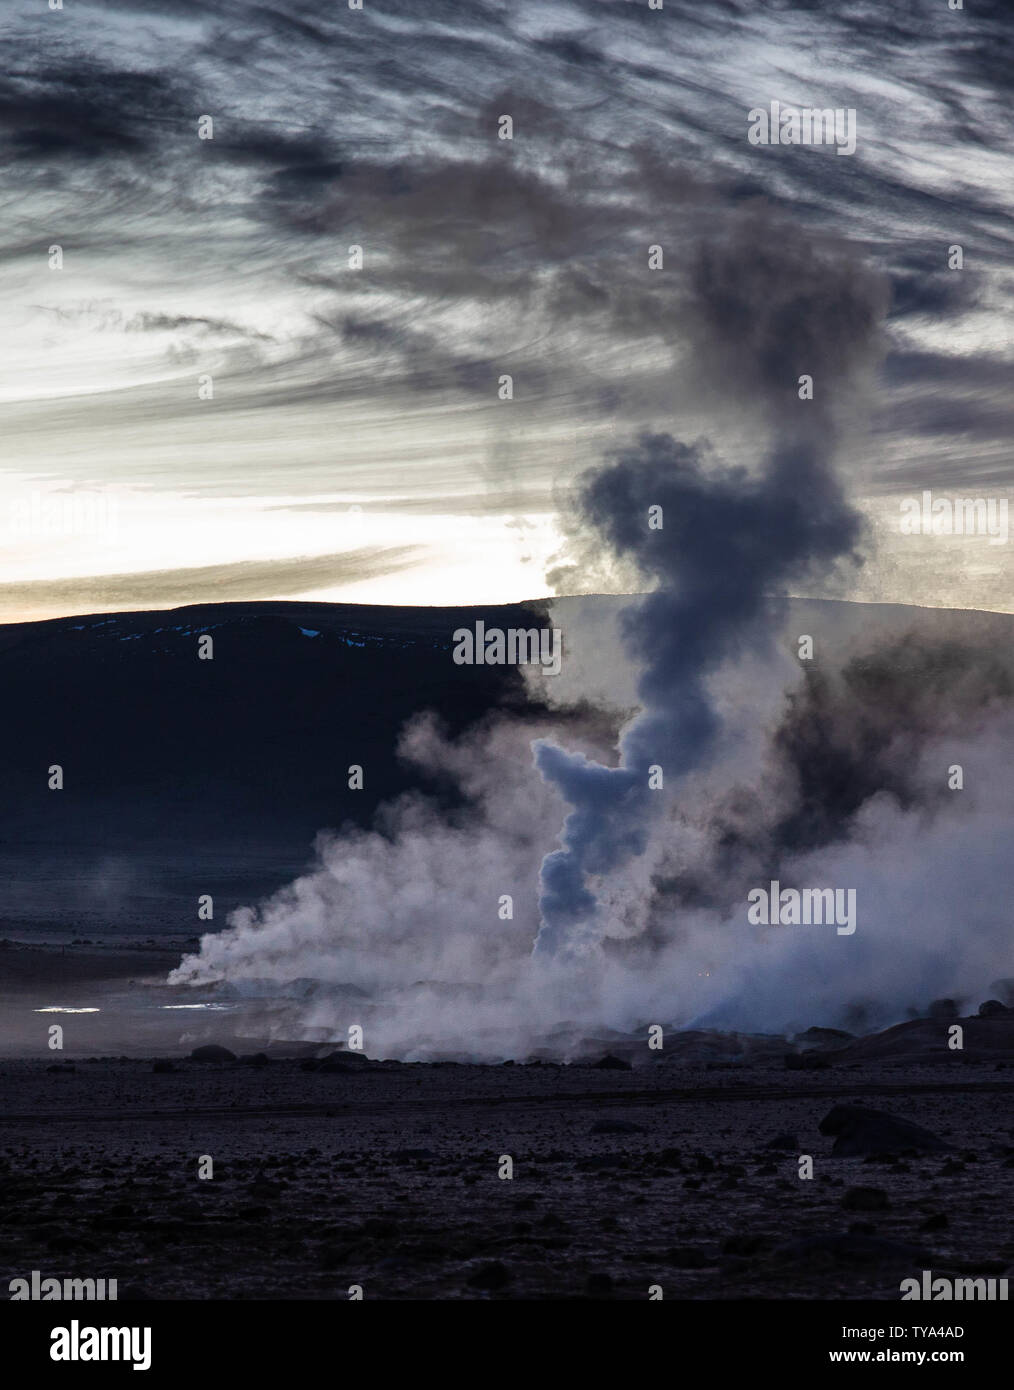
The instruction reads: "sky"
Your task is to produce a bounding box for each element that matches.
[1,0,1012,622]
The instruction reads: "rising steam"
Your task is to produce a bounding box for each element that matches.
[532,212,884,957]
[169,213,1013,1057]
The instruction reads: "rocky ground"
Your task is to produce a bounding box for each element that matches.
[2,939,1011,1300]
[1,1047,1011,1301]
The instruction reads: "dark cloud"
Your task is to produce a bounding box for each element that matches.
[204,128,340,172]
[0,63,187,161]
[882,351,1012,391]
[126,312,274,338]
[888,266,980,321]
[536,34,606,70]
[884,395,1014,445]
[686,207,888,423]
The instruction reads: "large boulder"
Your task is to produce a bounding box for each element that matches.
[830,1014,1014,1062]
[189,1044,237,1063]
[793,1026,854,1047]
[592,1055,632,1071]
[818,1103,949,1156]
[784,1052,831,1070]
[317,1051,372,1072]
[927,998,959,1020]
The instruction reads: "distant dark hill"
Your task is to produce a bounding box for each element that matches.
[2,593,1011,938]
[0,599,551,934]
[832,1013,1014,1064]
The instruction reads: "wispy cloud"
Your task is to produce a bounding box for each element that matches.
[1,0,1012,613]
[0,547,421,621]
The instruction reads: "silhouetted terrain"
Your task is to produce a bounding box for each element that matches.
[0,599,550,933]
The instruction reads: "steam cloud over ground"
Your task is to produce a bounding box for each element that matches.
[171,215,1012,1056]
[169,640,1013,1059]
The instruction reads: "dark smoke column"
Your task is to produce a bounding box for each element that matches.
[533,213,887,959]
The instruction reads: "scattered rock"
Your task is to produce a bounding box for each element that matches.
[152,1060,176,1074]
[784,1052,831,1070]
[920,1213,949,1233]
[359,1218,398,1239]
[775,1232,926,1264]
[722,1233,774,1257]
[236,1206,271,1221]
[468,1261,511,1291]
[247,1180,282,1199]
[766,1132,798,1151]
[842,1186,890,1212]
[664,1246,710,1268]
[319,1245,352,1271]
[542,1214,570,1233]
[591,1119,645,1135]
[947,1258,1008,1276]
[819,1104,949,1156]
